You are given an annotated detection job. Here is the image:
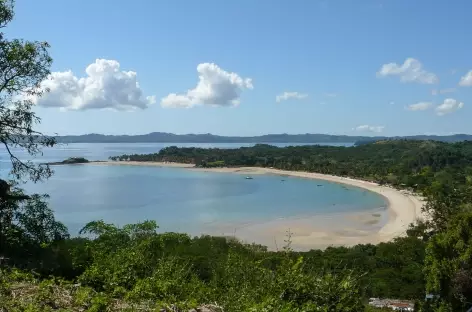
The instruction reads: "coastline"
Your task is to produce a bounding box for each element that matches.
[89,161,424,250]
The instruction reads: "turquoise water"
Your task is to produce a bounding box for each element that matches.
[1,143,387,236]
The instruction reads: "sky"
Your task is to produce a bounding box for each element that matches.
[6,0,472,136]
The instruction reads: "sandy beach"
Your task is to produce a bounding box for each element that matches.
[89,161,424,250]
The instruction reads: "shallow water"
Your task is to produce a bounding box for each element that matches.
[0,142,387,237]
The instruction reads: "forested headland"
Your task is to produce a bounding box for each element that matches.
[1,0,472,310]
[110,140,472,193]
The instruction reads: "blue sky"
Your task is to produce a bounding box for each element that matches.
[7,0,472,136]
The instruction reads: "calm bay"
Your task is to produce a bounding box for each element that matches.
[0,143,388,240]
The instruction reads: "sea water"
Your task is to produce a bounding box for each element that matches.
[0,143,387,236]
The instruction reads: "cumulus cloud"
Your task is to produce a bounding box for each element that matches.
[275,92,308,103]
[435,98,464,116]
[30,59,155,111]
[353,125,385,133]
[407,102,432,111]
[377,58,438,84]
[459,71,472,87]
[161,63,253,108]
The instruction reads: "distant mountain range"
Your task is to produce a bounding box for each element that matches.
[53,132,472,144]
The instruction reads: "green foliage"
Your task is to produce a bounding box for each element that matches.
[0,0,68,277]
[110,140,472,195]
[203,160,226,167]
[4,216,427,310]
[0,184,69,274]
[55,157,90,165]
[423,212,472,310]
[0,0,56,184]
[0,269,128,311]
[0,228,371,311]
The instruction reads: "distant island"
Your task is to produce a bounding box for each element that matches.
[47,157,90,165]
[53,132,472,144]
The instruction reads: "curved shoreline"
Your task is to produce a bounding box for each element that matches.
[89,161,424,250]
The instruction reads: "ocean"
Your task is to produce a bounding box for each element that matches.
[0,142,388,237]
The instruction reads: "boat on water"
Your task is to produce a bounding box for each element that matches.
[245,176,253,180]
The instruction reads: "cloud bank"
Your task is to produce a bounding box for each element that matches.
[161,63,253,108]
[31,59,155,111]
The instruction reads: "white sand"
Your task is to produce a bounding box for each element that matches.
[89,161,424,250]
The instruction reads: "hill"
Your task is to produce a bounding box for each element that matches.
[54,132,472,143]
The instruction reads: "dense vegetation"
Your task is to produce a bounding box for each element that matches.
[110,140,472,192]
[48,157,90,165]
[2,1,472,310]
[1,215,428,310]
[3,221,422,311]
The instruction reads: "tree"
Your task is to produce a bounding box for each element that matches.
[0,0,67,270]
[0,0,55,187]
[424,212,472,310]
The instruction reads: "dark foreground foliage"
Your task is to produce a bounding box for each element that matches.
[0,221,367,311]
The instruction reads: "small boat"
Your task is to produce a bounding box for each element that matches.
[245,176,253,180]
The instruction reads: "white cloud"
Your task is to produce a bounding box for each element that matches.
[353,125,385,133]
[377,58,438,84]
[275,91,308,103]
[161,63,253,108]
[435,98,464,116]
[407,102,432,111]
[431,88,456,95]
[30,59,155,111]
[459,71,472,87]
